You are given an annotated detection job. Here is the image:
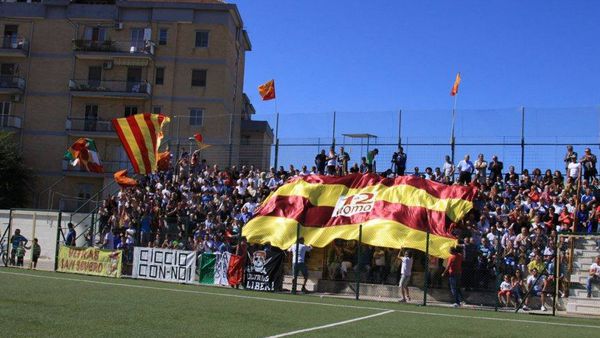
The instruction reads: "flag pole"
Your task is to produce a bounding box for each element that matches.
[273,97,280,170]
[450,75,459,164]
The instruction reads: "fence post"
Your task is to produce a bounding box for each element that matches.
[54,211,62,271]
[552,233,559,316]
[291,222,300,295]
[355,224,362,300]
[494,227,502,311]
[423,225,430,306]
[7,209,13,266]
[520,106,525,173]
[90,212,95,247]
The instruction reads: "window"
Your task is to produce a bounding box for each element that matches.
[84,104,98,131]
[152,106,162,114]
[155,67,164,85]
[159,28,168,46]
[124,106,138,117]
[0,102,10,127]
[1,63,16,76]
[189,108,203,126]
[88,66,102,87]
[195,31,209,48]
[130,28,145,51]
[84,27,107,42]
[191,69,207,87]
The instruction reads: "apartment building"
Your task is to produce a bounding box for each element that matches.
[0,0,273,210]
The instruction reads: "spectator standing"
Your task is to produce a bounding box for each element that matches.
[474,154,488,183]
[564,145,578,175]
[326,147,338,175]
[66,222,76,246]
[442,155,455,184]
[587,256,600,298]
[31,238,41,269]
[580,148,597,182]
[489,155,504,183]
[393,147,407,176]
[366,149,379,173]
[457,155,474,185]
[399,250,413,302]
[9,229,27,266]
[359,157,368,174]
[442,247,464,307]
[289,237,312,293]
[338,147,350,175]
[567,157,581,182]
[315,150,327,175]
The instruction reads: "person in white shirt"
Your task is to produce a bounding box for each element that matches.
[442,155,455,184]
[567,157,581,180]
[474,153,488,183]
[398,250,413,302]
[524,268,547,311]
[456,154,474,185]
[289,237,312,293]
[587,256,600,298]
[498,274,513,307]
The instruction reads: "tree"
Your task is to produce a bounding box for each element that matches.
[0,132,32,208]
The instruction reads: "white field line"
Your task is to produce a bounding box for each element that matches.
[265,310,394,338]
[1,270,600,330]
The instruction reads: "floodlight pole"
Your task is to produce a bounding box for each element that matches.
[397,109,402,148]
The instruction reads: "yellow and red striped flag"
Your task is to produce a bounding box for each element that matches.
[450,72,461,96]
[258,79,276,101]
[112,113,170,175]
[242,173,477,258]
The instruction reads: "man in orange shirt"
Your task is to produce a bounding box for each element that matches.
[442,246,464,307]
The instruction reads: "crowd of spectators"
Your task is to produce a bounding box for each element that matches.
[91,144,599,308]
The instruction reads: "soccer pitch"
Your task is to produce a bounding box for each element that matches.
[0,269,598,338]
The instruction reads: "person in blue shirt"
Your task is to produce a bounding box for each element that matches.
[140,212,152,246]
[10,229,27,266]
[65,222,76,247]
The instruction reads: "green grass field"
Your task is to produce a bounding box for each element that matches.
[1,269,599,338]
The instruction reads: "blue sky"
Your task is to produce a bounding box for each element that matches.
[236,1,599,170]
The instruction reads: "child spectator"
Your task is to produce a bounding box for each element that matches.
[498,274,512,307]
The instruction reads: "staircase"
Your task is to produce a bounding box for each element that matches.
[567,237,600,316]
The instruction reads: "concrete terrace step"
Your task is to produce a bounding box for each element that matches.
[566,297,600,316]
[574,249,600,258]
[570,289,600,298]
[570,274,600,286]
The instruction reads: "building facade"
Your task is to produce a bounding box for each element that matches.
[0,0,272,210]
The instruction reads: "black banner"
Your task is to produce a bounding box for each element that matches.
[244,249,284,292]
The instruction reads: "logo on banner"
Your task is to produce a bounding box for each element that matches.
[332,192,377,217]
[251,251,268,274]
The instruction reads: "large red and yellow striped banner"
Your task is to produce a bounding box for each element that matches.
[242,174,477,258]
[112,114,170,175]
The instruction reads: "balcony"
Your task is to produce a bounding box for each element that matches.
[0,115,22,130]
[72,39,155,65]
[65,117,117,138]
[0,36,29,58]
[69,79,151,99]
[63,159,131,176]
[0,75,25,94]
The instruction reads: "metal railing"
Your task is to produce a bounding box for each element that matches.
[72,39,155,55]
[0,75,26,90]
[66,117,115,133]
[1,35,29,52]
[68,79,151,95]
[0,115,22,129]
